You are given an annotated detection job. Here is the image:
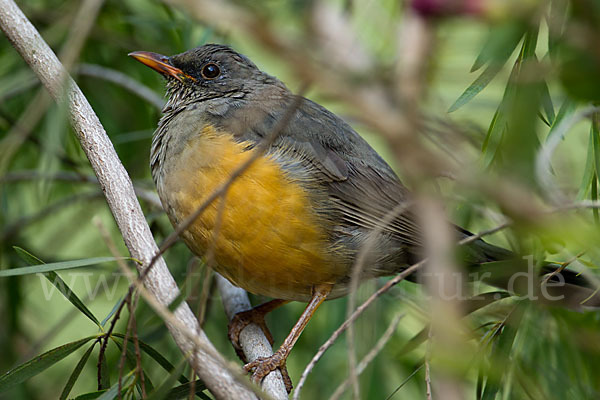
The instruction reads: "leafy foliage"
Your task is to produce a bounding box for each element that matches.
[1,0,600,399]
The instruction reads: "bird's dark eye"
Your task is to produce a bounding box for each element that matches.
[201,63,220,79]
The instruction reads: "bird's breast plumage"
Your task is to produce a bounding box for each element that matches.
[154,122,349,301]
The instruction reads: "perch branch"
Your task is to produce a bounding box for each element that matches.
[0,2,256,398]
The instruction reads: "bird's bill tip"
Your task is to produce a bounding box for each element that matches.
[128,51,193,82]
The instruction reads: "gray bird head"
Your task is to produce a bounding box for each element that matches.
[129,44,286,111]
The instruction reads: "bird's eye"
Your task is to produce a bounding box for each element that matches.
[201,63,221,79]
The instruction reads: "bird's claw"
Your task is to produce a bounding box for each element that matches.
[244,350,293,393]
[228,309,274,362]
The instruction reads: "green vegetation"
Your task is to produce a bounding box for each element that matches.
[1,0,600,399]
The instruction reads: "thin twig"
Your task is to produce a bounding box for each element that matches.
[117,295,133,397]
[108,250,274,400]
[93,217,143,398]
[130,293,146,397]
[384,364,424,400]
[425,327,433,400]
[78,63,164,110]
[293,260,425,400]
[329,313,404,400]
[1,170,162,208]
[344,201,413,400]
[198,193,227,327]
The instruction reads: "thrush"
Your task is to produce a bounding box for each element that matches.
[129,44,599,391]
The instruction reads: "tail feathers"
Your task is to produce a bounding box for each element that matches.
[468,238,600,310]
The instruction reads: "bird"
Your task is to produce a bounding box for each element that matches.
[129,44,599,391]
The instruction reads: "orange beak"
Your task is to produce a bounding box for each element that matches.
[128,51,195,82]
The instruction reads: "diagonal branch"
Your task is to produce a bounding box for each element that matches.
[0,1,255,399]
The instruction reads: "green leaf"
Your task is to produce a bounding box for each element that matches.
[12,246,45,266]
[592,113,600,224]
[97,371,135,400]
[592,177,599,224]
[450,21,526,113]
[112,333,188,384]
[539,80,555,126]
[146,359,187,400]
[60,343,96,400]
[577,132,596,200]
[481,305,526,400]
[0,256,123,277]
[13,247,101,326]
[481,107,508,168]
[545,99,577,143]
[482,25,541,175]
[0,336,97,392]
[101,297,124,327]
[471,21,526,72]
[163,380,210,400]
[71,390,107,400]
[591,113,600,184]
[448,64,502,113]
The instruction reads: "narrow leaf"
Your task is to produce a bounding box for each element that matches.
[481,305,525,400]
[145,359,187,400]
[60,343,96,400]
[101,297,124,327]
[577,131,596,200]
[112,333,188,384]
[592,112,600,224]
[164,380,210,400]
[592,177,599,224]
[591,113,600,183]
[97,371,135,400]
[0,256,123,277]
[539,80,556,126]
[545,99,577,143]
[448,64,502,113]
[482,108,507,168]
[471,22,526,72]
[0,336,97,392]
[13,247,100,326]
[72,390,107,400]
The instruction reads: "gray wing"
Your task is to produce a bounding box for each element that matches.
[233,97,423,248]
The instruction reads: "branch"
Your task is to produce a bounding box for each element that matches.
[217,276,289,400]
[0,2,255,399]
[78,63,165,110]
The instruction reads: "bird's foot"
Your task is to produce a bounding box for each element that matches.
[228,308,274,362]
[244,347,293,393]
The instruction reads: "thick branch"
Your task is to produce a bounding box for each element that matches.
[0,2,254,399]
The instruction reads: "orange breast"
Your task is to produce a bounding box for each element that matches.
[163,126,345,301]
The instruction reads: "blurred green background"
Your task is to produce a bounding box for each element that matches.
[1,0,600,399]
